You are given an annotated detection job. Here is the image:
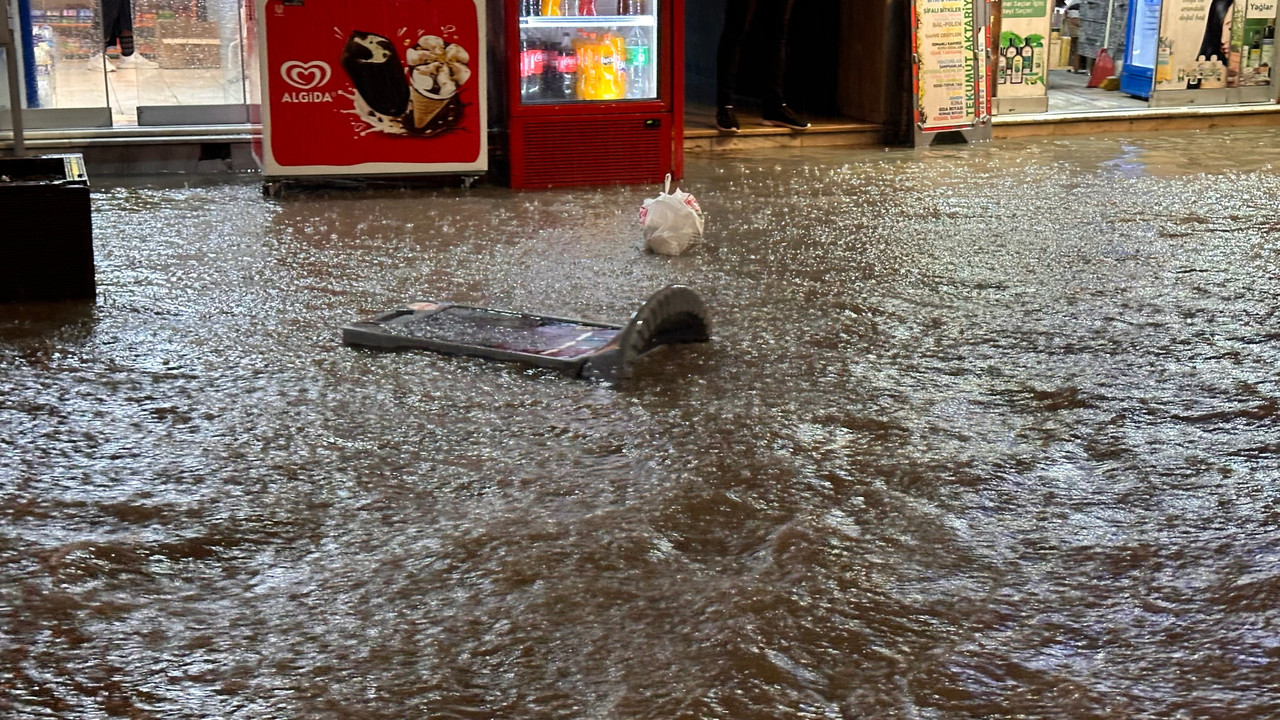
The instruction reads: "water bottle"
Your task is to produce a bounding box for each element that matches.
[624,27,650,98]
[560,0,578,15]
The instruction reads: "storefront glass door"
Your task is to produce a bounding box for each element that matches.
[10,0,247,128]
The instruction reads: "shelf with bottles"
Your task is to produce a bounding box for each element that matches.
[518,0,655,23]
[521,15,656,28]
[518,22,657,105]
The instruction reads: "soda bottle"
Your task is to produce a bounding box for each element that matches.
[556,32,578,100]
[521,36,543,100]
[520,35,534,101]
[541,0,561,16]
[624,27,650,98]
[560,0,578,14]
[523,0,540,16]
[577,32,600,99]
[597,32,624,99]
[579,0,596,16]
[618,0,631,14]
[542,39,560,100]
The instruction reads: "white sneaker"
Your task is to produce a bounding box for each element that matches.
[87,52,117,73]
[116,53,159,69]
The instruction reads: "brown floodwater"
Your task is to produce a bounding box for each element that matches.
[3,128,1279,719]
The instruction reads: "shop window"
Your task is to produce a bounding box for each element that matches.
[10,0,248,128]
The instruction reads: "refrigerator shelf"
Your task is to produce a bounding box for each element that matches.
[520,15,656,28]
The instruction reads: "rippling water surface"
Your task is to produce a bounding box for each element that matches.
[3,129,1279,719]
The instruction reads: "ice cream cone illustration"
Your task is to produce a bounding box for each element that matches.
[405,38,472,135]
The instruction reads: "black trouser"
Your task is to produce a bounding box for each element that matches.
[101,0,135,53]
[715,0,796,107]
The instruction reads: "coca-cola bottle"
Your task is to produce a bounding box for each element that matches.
[520,36,543,101]
[579,0,596,15]
[542,39,560,100]
[618,0,631,14]
[556,32,578,100]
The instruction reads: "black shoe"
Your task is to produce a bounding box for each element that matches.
[714,105,739,133]
[762,103,810,130]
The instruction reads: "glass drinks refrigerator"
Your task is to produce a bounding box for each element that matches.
[247,0,488,181]
[506,0,683,188]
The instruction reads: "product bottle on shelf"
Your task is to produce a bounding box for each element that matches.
[1156,37,1171,83]
[543,38,561,99]
[1188,55,1206,89]
[560,0,579,15]
[1020,39,1035,83]
[609,32,627,99]
[624,26,650,98]
[541,0,561,16]
[521,35,544,100]
[579,0,596,16]
[556,32,579,100]
[619,0,631,14]
[577,32,600,99]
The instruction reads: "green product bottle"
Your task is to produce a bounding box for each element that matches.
[1021,39,1036,83]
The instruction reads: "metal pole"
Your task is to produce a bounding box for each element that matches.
[2,0,25,156]
[1102,0,1115,50]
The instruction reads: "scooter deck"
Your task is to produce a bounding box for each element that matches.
[342,285,710,382]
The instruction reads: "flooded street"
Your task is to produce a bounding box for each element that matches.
[3,128,1279,719]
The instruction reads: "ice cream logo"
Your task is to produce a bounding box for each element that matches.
[281,60,332,89]
[341,30,472,138]
[279,60,335,102]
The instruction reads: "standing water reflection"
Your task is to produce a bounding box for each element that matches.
[2,128,1279,718]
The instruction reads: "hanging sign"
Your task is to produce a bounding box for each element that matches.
[913,0,990,132]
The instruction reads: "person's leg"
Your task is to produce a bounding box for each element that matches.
[757,0,794,107]
[90,0,120,71]
[113,0,160,68]
[757,0,807,128]
[715,0,759,107]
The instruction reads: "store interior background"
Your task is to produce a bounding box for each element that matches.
[683,0,904,133]
[5,0,1277,139]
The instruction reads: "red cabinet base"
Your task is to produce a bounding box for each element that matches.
[508,112,674,189]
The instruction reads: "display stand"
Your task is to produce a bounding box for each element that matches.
[911,0,993,146]
[993,0,1052,115]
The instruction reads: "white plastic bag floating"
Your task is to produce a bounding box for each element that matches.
[640,173,705,256]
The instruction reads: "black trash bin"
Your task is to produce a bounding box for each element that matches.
[1,154,95,303]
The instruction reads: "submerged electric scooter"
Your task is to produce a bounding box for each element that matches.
[342,285,710,382]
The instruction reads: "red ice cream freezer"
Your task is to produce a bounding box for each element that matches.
[505,0,683,188]
[248,0,488,180]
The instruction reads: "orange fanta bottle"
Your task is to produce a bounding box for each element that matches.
[597,32,623,99]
